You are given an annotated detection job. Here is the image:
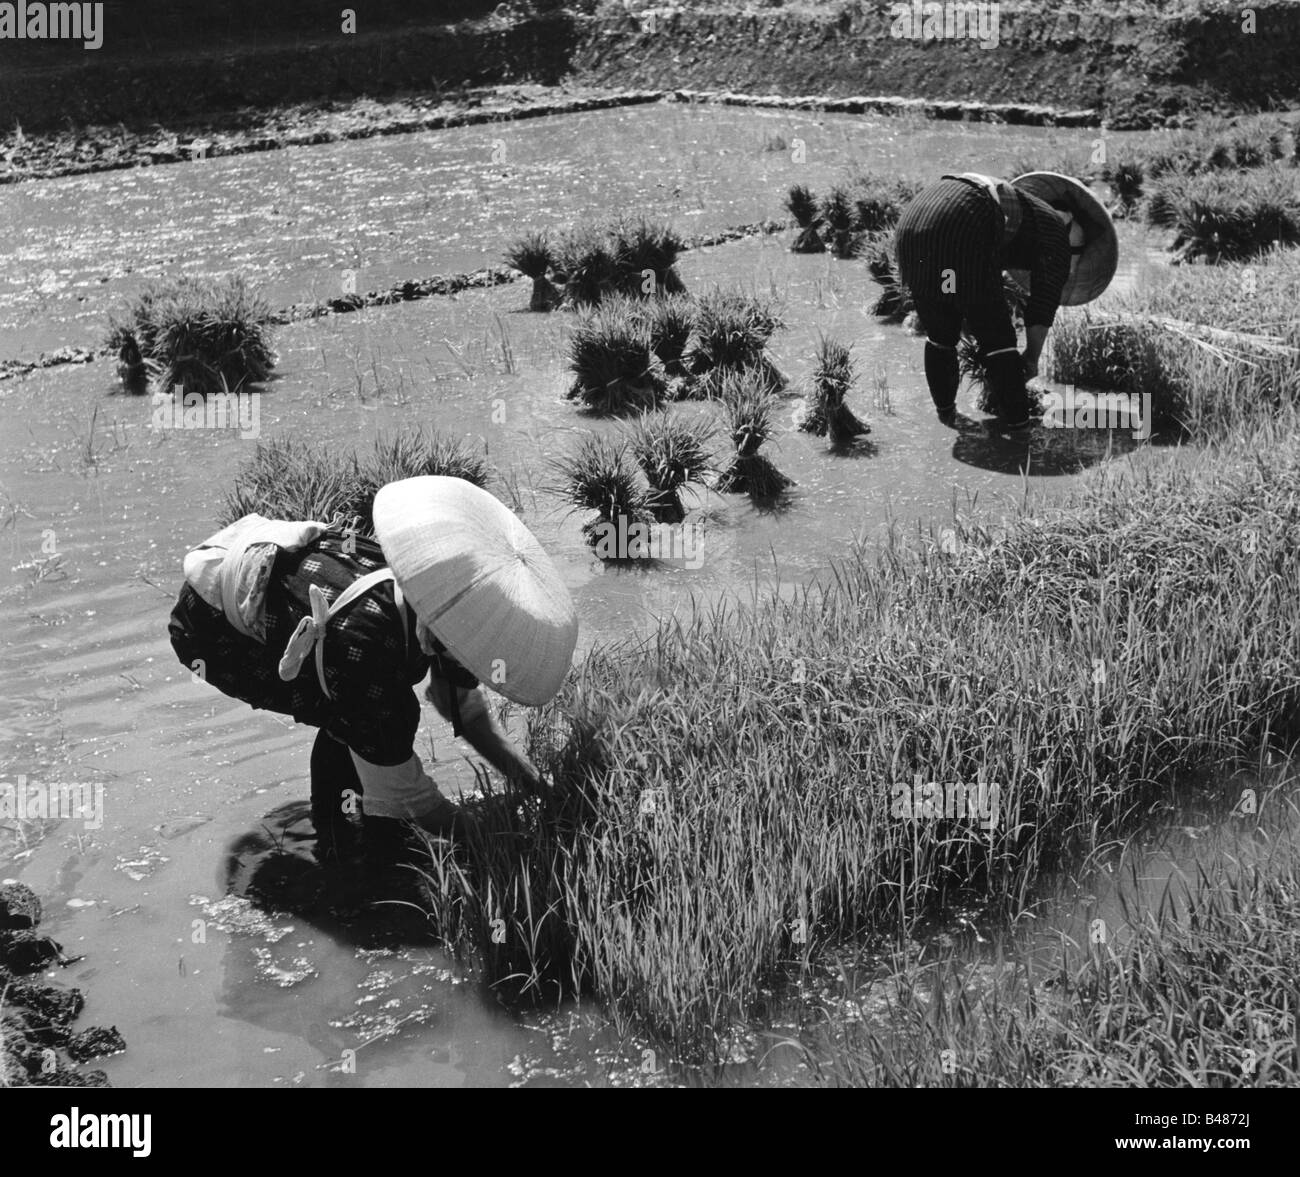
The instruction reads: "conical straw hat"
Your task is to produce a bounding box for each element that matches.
[1009,172,1119,306]
[373,476,578,706]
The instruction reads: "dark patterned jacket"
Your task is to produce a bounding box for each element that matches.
[169,529,474,765]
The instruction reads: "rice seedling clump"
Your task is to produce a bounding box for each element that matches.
[799,336,871,446]
[556,433,653,551]
[551,220,686,308]
[611,218,687,298]
[785,184,825,253]
[629,412,714,523]
[566,298,669,416]
[503,231,562,311]
[685,290,786,398]
[642,294,696,381]
[222,429,488,534]
[714,368,794,497]
[864,230,913,322]
[106,275,276,396]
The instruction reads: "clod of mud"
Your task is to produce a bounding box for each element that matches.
[0,886,122,1086]
[66,1026,128,1063]
[5,978,86,1030]
[0,882,42,929]
[0,929,64,974]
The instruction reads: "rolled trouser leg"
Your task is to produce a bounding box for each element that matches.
[310,728,362,862]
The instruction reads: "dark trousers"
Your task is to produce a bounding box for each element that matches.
[912,296,1030,421]
[309,728,363,855]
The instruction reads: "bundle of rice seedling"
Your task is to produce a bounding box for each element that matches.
[221,430,489,535]
[800,336,871,446]
[685,290,786,397]
[107,275,276,396]
[785,184,825,253]
[555,434,653,550]
[714,368,794,497]
[629,412,714,523]
[820,185,863,259]
[1101,156,1146,216]
[554,229,621,307]
[504,231,562,311]
[642,294,696,379]
[611,219,687,297]
[955,278,1034,415]
[566,299,668,415]
[355,430,489,508]
[845,172,921,233]
[863,230,913,322]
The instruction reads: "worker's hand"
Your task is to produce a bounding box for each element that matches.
[1021,351,1040,381]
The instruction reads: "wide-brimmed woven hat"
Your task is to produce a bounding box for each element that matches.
[1009,172,1118,306]
[373,476,578,706]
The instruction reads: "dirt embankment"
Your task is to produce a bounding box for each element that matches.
[0,3,1298,136]
[573,3,1300,129]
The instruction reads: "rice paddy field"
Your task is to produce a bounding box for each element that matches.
[3,99,1299,1089]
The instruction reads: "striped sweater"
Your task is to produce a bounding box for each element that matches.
[894,177,1072,328]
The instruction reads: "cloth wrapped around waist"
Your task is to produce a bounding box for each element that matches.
[182,514,327,643]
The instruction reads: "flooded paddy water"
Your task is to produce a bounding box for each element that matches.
[0,100,1261,1087]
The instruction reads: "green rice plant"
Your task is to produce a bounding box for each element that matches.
[785,184,825,254]
[566,299,668,416]
[406,409,1300,1054]
[799,335,870,446]
[1155,166,1300,263]
[629,411,714,523]
[554,433,653,550]
[106,275,276,396]
[713,368,794,497]
[221,430,487,534]
[611,218,687,298]
[685,290,786,398]
[504,231,562,312]
[554,228,621,308]
[641,294,696,380]
[808,839,1300,1087]
[1048,248,1300,433]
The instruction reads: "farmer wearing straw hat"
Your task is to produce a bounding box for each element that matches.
[894,171,1118,430]
[168,476,579,866]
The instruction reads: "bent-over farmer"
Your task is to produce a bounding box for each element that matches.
[168,476,579,865]
[894,171,1118,429]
